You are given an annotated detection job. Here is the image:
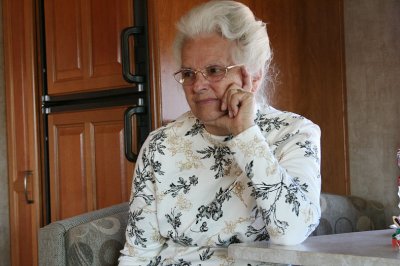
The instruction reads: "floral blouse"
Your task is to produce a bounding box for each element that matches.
[119,106,321,266]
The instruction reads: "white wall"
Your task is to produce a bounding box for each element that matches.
[345,0,400,223]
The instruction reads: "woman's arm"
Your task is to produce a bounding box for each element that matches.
[119,136,166,265]
[227,118,321,245]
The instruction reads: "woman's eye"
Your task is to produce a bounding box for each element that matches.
[207,66,224,76]
[182,70,194,78]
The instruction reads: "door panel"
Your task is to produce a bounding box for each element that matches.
[90,0,132,78]
[93,122,133,208]
[4,0,41,264]
[10,173,37,266]
[49,124,89,220]
[45,0,84,82]
[48,107,134,221]
[250,0,348,195]
[44,0,135,95]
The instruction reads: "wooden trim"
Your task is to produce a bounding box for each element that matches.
[3,0,41,264]
[147,0,163,129]
[338,0,350,195]
[87,121,96,211]
[3,0,18,261]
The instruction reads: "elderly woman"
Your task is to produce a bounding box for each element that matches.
[119,1,321,265]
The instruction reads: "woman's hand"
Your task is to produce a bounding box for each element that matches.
[206,67,257,136]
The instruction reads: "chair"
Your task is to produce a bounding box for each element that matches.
[38,193,387,265]
[39,202,128,266]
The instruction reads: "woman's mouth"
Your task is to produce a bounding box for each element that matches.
[195,98,220,105]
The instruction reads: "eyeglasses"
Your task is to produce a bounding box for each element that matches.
[173,64,242,86]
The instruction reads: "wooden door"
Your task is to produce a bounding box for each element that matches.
[4,0,41,265]
[47,107,134,221]
[250,0,348,195]
[254,0,350,194]
[148,0,349,194]
[43,0,135,95]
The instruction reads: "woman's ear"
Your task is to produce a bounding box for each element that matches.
[251,69,263,93]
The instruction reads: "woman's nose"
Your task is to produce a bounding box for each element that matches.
[192,72,209,92]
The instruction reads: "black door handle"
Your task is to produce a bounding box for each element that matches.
[124,106,146,162]
[121,27,146,83]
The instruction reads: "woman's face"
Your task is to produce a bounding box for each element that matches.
[180,33,245,128]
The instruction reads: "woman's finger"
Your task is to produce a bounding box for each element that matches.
[241,66,252,92]
[226,88,252,117]
[229,91,243,117]
[221,66,254,117]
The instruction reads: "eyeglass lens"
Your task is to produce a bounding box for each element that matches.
[175,65,228,85]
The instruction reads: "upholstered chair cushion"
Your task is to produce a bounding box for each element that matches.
[39,202,128,266]
[312,193,386,236]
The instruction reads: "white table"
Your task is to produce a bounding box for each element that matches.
[228,229,400,265]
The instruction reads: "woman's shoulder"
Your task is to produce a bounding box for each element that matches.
[148,111,198,139]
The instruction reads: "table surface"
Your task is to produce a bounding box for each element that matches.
[228,229,400,265]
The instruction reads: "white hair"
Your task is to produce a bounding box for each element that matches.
[173,0,274,105]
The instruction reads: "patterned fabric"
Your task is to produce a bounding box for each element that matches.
[119,106,322,265]
[39,202,129,266]
[67,213,128,266]
[313,193,386,236]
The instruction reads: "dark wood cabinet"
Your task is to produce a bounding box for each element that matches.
[48,107,134,221]
[5,0,139,264]
[43,0,139,221]
[43,0,135,95]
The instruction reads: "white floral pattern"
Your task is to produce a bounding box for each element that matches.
[119,106,321,265]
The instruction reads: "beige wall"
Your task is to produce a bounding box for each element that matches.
[0,0,11,263]
[345,0,400,223]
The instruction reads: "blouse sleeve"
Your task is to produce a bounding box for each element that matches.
[119,136,166,265]
[226,119,321,245]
